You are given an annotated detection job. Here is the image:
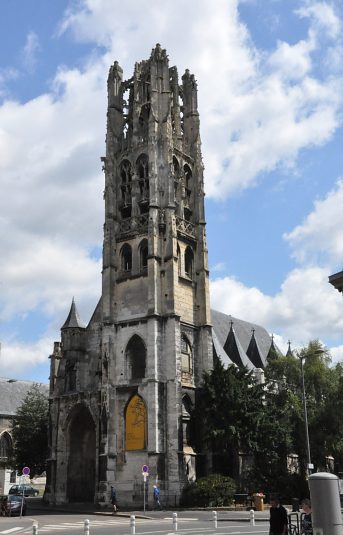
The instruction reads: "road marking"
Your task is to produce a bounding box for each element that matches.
[164,517,199,521]
[0,529,23,534]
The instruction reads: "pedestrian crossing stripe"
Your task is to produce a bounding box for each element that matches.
[37,517,198,532]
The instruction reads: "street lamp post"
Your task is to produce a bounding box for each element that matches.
[299,355,313,477]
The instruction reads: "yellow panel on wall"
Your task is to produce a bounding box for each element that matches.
[125,395,146,450]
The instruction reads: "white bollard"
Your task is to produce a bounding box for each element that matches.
[84,519,90,535]
[130,514,136,535]
[172,512,178,531]
[32,522,38,535]
[213,510,218,529]
[250,509,255,526]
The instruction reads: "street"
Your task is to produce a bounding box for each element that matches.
[0,511,270,535]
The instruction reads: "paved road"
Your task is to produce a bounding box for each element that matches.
[0,511,270,535]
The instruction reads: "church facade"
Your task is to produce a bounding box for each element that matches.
[46,45,278,506]
[46,45,213,506]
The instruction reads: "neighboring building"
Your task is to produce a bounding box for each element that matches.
[329,270,343,294]
[46,45,276,506]
[0,378,48,494]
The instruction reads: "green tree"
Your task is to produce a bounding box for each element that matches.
[194,359,265,481]
[249,382,303,495]
[11,384,49,477]
[265,339,342,474]
[196,341,343,495]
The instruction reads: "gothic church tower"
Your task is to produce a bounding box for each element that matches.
[47,45,212,506]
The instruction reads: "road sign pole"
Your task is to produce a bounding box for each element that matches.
[143,473,147,513]
[141,465,149,514]
[21,466,30,518]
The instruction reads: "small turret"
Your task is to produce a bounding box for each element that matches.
[61,299,85,352]
[62,298,85,329]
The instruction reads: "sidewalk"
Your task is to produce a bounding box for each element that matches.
[26,498,270,521]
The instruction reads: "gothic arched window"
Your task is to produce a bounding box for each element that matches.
[185,246,194,279]
[64,360,77,392]
[120,159,132,218]
[136,154,149,180]
[121,243,132,272]
[136,154,149,213]
[138,105,150,141]
[126,334,146,380]
[125,394,147,450]
[0,432,13,461]
[183,164,192,220]
[139,239,148,272]
[177,244,181,276]
[181,334,193,382]
[173,156,180,176]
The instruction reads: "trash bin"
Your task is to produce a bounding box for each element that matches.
[253,493,265,511]
[292,498,300,512]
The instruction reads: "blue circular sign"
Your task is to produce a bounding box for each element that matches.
[142,464,149,473]
[22,466,30,476]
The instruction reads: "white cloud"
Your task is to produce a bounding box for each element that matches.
[284,179,343,265]
[211,262,226,273]
[268,35,315,80]
[331,344,343,364]
[2,0,343,375]
[22,31,40,74]
[296,1,341,39]
[0,58,107,327]
[0,336,52,376]
[0,238,101,321]
[58,0,343,198]
[0,67,18,98]
[210,266,343,350]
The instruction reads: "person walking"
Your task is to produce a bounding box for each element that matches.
[110,485,117,513]
[301,499,313,535]
[269,495,288,535]
[153,484,162,510]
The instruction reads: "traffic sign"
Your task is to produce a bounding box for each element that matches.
[22,467,30,476]
[142,464,149,474]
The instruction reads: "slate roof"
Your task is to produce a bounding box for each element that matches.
[223,324,251,368]
[211,309,276,369]
[62,299,85,329]
[0,378,48,417]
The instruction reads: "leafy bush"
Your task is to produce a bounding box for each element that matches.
[180,474,236,507]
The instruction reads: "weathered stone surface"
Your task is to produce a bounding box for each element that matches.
[47,45,212,506]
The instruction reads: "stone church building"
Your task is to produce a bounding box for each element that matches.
[46,45,275,506]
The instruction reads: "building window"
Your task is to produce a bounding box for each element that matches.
[136,154,149,214]
[120,159,132,218]
[181,334,193,383]
[183,164,192,220]
[139,239,148,272]
[126,334,146,380]
[0,432,12,461]
[121,243,132,272]
[125,394,147,451]
[184,247,193,279]
[64,360,77,392]
[177,244,181,276]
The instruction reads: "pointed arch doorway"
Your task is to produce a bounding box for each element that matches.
[67,405,96,502]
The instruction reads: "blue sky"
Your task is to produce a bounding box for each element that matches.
[1,0,343,382]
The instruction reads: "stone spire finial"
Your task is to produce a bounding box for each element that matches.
[62,298,85,329]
